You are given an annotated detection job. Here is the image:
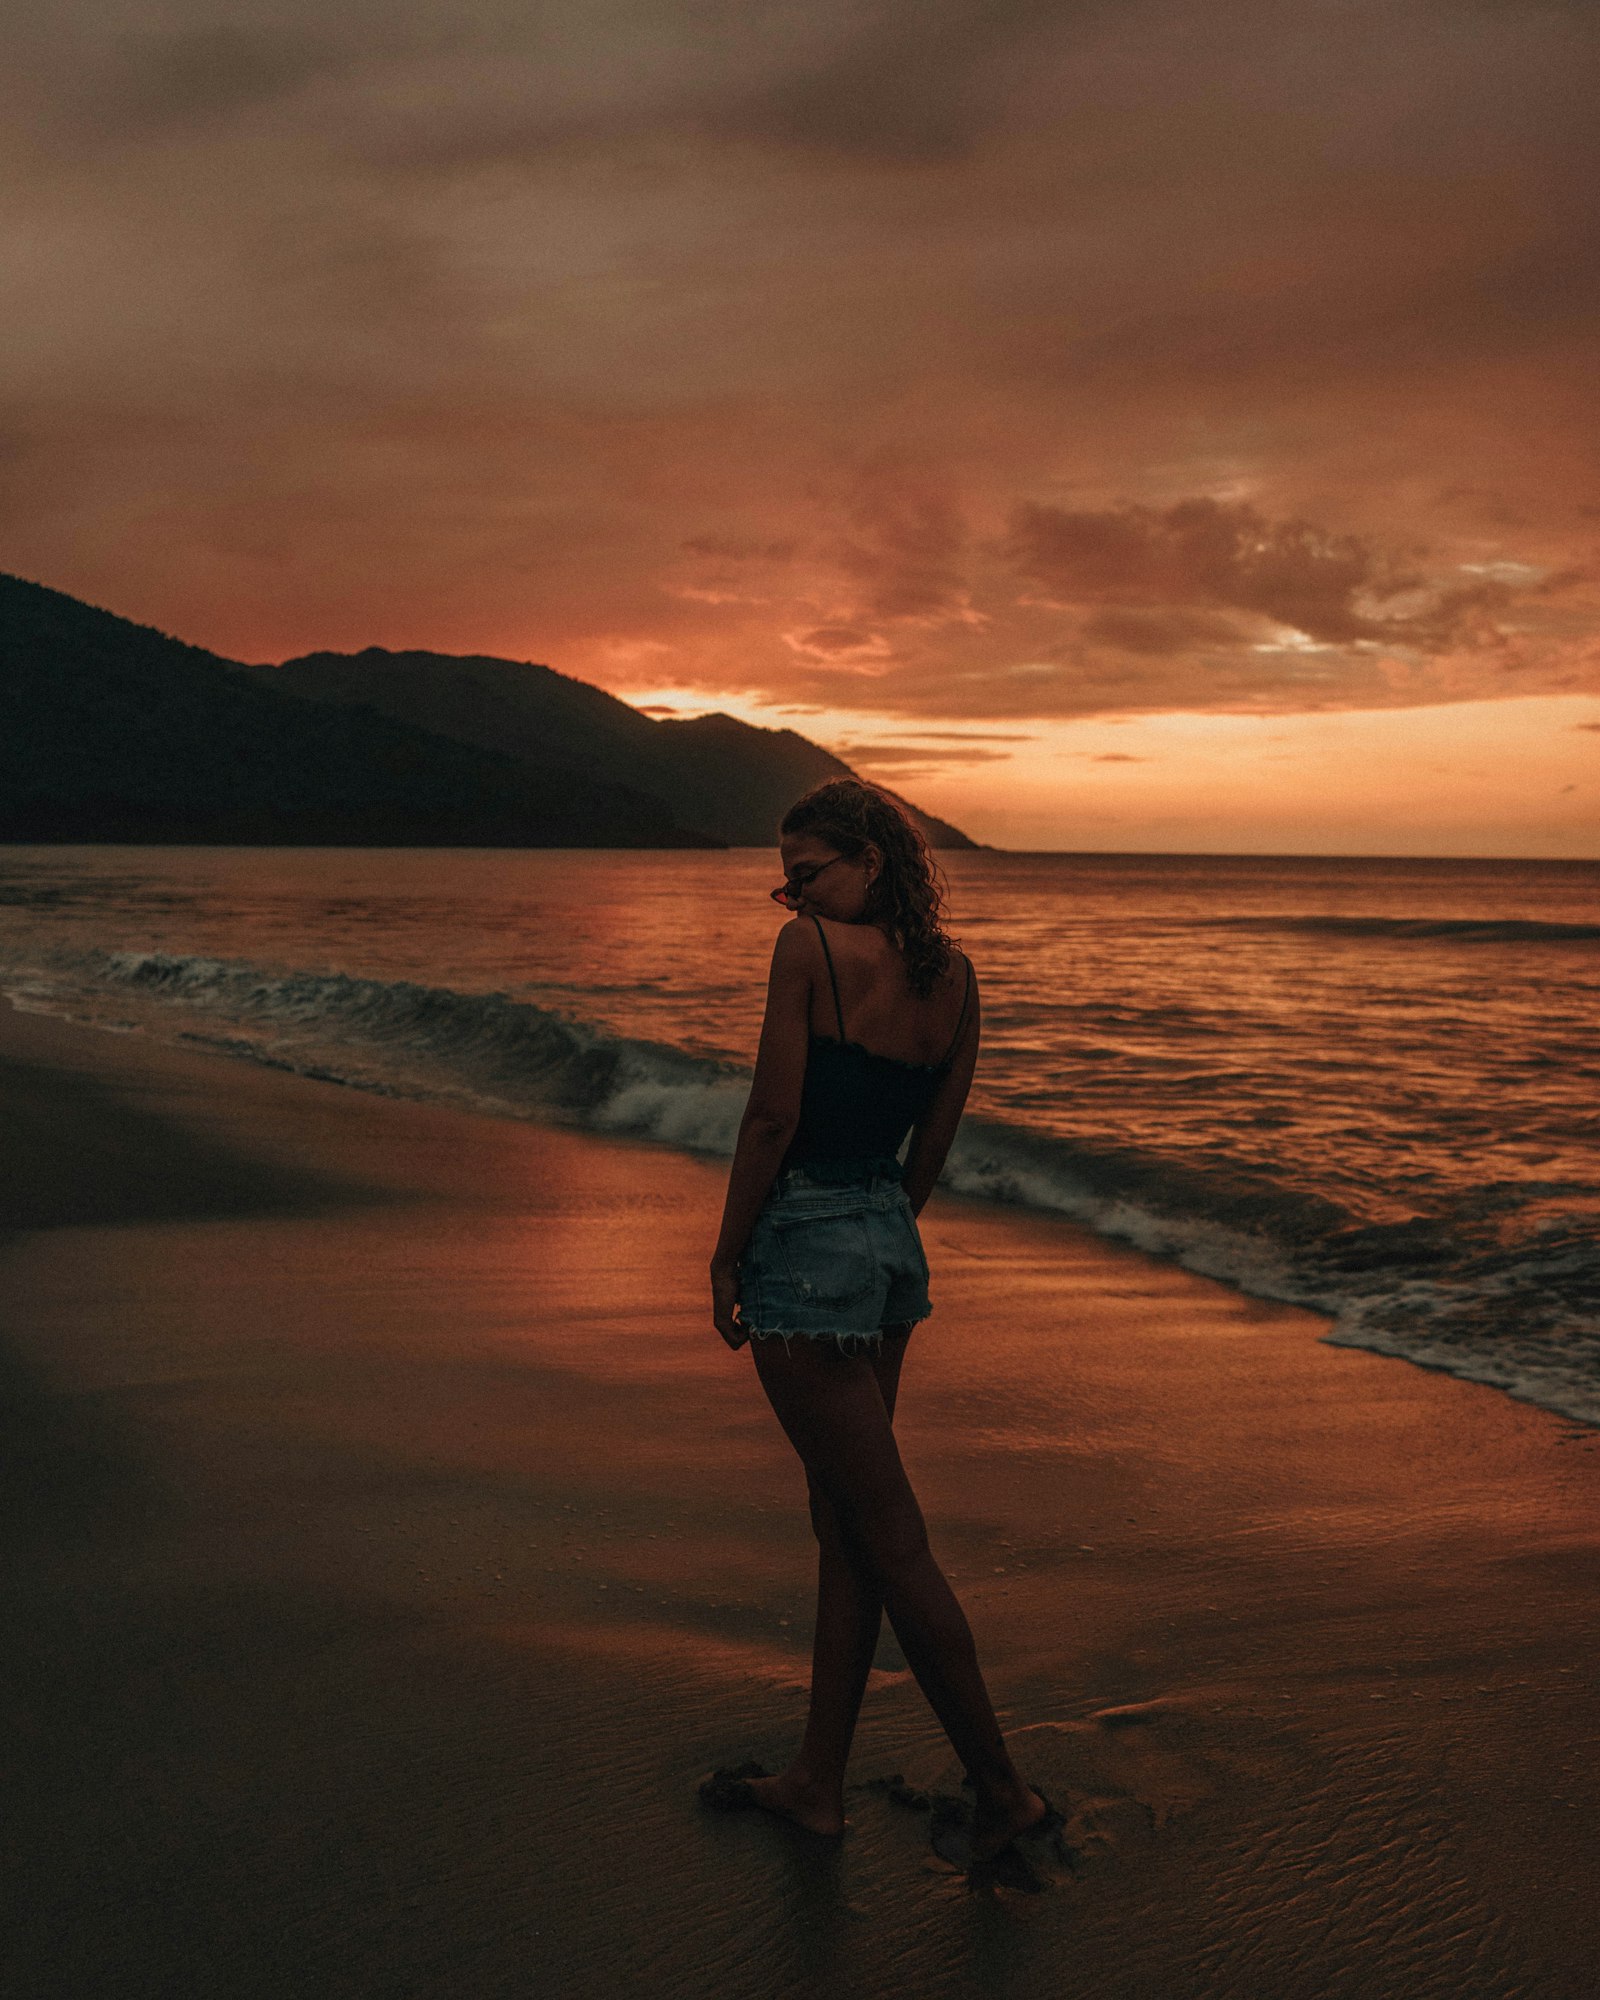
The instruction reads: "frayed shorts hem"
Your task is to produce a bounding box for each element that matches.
[744,1309,931,1356]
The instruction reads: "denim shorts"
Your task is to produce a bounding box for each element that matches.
[738,1160,932,1353]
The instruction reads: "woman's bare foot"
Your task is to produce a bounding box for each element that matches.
[742,1769,848,1838]
[701,1762,847,1837]
[970,1781,1051,1861]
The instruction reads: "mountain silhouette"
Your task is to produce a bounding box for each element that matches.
[0,574,975,848]
[254,648,975,849]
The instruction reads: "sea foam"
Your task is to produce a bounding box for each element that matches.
[9,946,1589,1431]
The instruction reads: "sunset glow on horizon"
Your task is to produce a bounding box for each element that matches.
[624,688,1600,857]
[7,0,1598,855]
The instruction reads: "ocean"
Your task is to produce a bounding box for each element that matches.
[2,845,1596,1425]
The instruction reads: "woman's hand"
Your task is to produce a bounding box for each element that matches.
[711,1260,748,1350]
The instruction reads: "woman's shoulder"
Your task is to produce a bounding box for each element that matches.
[939,939,975,985]
[792,914,973,987]
[771,913,825,965]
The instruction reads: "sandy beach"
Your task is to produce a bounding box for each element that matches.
[3,999,1597,2000]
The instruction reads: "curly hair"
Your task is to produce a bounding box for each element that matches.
[780,778,956,998]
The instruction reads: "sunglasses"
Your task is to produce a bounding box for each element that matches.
[770,854,848,907]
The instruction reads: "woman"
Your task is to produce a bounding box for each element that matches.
[704,778,1056,1867]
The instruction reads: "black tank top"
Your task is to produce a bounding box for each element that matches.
[780,916,972,1177]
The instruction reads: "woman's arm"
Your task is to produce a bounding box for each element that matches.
[901,961,981,1216]
[710,920,814,1343]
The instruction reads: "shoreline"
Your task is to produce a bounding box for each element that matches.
[3,1000,1598,1997]
[13,961,1598,1431]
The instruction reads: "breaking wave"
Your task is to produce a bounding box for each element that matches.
[12,947,1600,1429]
[90,949,754,1153]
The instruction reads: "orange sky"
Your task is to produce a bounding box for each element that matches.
[5,1,1598,853]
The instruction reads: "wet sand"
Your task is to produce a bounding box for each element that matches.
[3,1000,1597,2000]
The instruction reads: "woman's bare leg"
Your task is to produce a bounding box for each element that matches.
[745,1329,910,1833]
[749,1331,1046,1856]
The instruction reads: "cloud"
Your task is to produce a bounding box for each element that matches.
[92,25,344,133]
[3,0,1597,761]
[646,468,1579,725]
[1005,497,1515,652]
[707,0,1079,164]
[785,625,892,661]
[316,0,1093,176]
[900,728,1032,742]
[682,534,798,562]
[833,476,972,625]
[832,739,1012,768]
[1080,606,1253,657]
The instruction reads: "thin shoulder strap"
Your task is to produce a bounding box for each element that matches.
[809,914,847,1040]
[937,955,973,1067]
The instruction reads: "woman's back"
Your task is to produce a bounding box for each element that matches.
[781,915,973,1177]
[801,915,972,1069]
